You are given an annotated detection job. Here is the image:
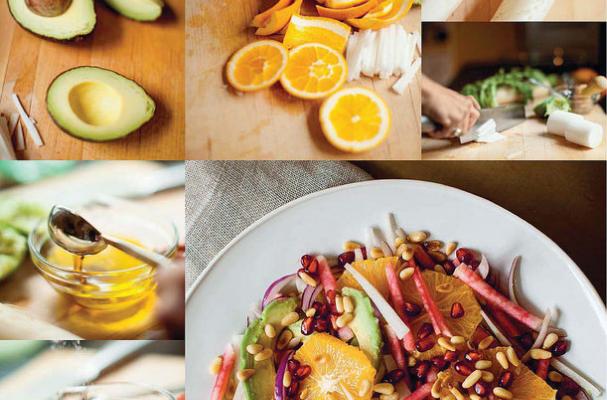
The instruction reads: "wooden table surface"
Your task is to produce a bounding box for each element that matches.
[422,106,607,160]
[0,162,185,339]
[186,1,421,160]
[0,1,185,160]
[448,0,607,21]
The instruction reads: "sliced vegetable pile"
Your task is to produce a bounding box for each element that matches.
[208,214,603,400]
[225,0,421,153]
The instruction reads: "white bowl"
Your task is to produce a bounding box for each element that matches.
[186,180,607,398]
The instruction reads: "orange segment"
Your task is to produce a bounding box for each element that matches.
[346,0,414,29]
[319,87,391,153]
[316,0,379,21]
[226,40,288,92]
[255,0,303,36]
[280,43,347,100]
[294,333,376,400]
[325,0,368,9]
[337,256,397,299]
[251,0,293,28]
[283,15,352,53]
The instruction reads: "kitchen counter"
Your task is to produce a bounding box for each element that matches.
[448,0,607,21]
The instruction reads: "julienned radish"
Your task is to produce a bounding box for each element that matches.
[491,0,555,21]
[420,0,463,21]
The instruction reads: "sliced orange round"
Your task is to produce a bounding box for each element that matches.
[283,15,352,53]
[319,87,391,153]
[280,43,347,100]
[337,256,398,299]
[294,333,376,399]
[226,40,288,92]
[316,0,379,21]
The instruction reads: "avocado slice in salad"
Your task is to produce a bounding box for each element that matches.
[240,297,299,400]
[342,287,382,367]
[0,199,46,235]
[0,225,28,281]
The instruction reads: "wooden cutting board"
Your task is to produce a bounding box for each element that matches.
[0,1,185,160]
[422,105,607,160]
[186,1,421,160]
[449,0,607,21]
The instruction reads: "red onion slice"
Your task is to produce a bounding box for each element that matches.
[274,350,294,400]
[480,310,512,346]
[262,274,297,309]
[522,308,552,362]
[476,254,490,279]
[551,358,603,398]
[338,326,355,341]
[301,284,323,311]
[508,256,521,305]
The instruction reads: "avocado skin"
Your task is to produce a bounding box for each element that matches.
[102,0,164,22]
[342,287,383,367]
[6,0,97,41]
[45,66,156,142]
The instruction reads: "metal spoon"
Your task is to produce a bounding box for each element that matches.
[48,205,171,268]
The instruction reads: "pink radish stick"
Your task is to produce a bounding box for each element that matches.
[384,324,411,389]
[410,260,453,337]
[454,264,543,331]
[485,303,526,338]
[317,255,338,309]
[385,262,416,351]
[536,358,550,380]
[403,382,432,400]
[210,343,236,400]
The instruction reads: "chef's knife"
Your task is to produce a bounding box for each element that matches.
[0,340,151,400]
[421,104,526,135]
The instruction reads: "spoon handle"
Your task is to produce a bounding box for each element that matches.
[102,234,172,268]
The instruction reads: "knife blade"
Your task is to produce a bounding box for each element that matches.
[477,104,526,132]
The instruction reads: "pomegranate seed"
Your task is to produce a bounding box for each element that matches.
[287,359,300,374]
[450,302,465,319]
[286,380,300,396]
[464,351,482,362]
[431,356,450,371]
[444,351,459,362]
[300,255,312,268]
[360,246,368,259]
[474,381,490,396]
[301,316,315,335]
[325,289,336,306]
[417,323,434,339]
[443,260,456,275]
[558,377,581,396]
[518,332,534,349]
[337,251,355,267]
[498,371,514,388]
[403,302,422,317]
[454,361,474,376]
[416,336,435,352]
[414,361,431,379]
[383,369,406,384]
[315,318,329,333]
[312,302,329,317]
[456,248,479,267]
[551,340,569,357]
[295,365,311,379]
[307,258,319,276]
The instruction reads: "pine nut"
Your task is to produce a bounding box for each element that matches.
[343,296,354,313]
[299,388,309,399]
[288,336,302,349]
[373,383,395,395]
[493,387,513,399]
[462,369,483,388]
[336,313,353,328]
[478,336,495,350]
[431,378,442,398]
[246,344,264,355]
[425,240,443,251]
[264,323,276,338]
[530,348,552,360]
[380,394,398,400]
[281,312,300,327]
[438,337,456,351]
[358,379,371,396]
[481,371,494,382]
[282,369,292,387]
[445,242,457,256]
[335,295,344,314]
[548,371,563,382]
[370,247,384,259]
[434,264,446,274]
[305,308,316,317]
[298,271,317,287]
[394,236,405,248]
[407,231,427,243]
[475,360,493,369]
[401,247,414,261]
[470,395,481,400]
[449,386,465,400]
[430,251,447,263]
[496,351,509,369]
[542,332,559,350]
[277,330,293,350]
[408,356,417,367]
[254,348,273,362]
[444,395,456,400]
[450,335,465,345]
[343,241,362,251]
[237,369,255,381]
[395,243,407,257]
[209,356,223,375]
[399,267,415,280]
[506,346,521,367]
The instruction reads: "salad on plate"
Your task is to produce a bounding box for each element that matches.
[208,214,603,400]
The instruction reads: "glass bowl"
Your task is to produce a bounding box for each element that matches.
[29,202,178,311]
[57,382,176,400]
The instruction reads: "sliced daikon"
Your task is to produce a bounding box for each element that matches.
[0,116,16,160]
[392,57,421,95]
[421,0,463,21]
[346,33,363,81]
[12,94,43,147]
[377,26,393,79]
[492,0,555,21]
[362,31,379,77]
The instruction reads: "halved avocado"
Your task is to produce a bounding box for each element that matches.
[103,0,164,21]
[7,0,96,40]
[342,287,383,367]
[46,66,156,141]
[0,225,27,281]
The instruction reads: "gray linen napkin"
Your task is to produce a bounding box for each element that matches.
[185,161,372,288]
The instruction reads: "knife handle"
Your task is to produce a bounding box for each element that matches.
[84,340,153,379]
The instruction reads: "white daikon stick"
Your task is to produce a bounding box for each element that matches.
[0,116,16,160]
[491,0,555,21]
[392,57,421,95]
[421,0,464,21]
[12,93,43,147]
[346,33,363,81]
[377,26,393,79]
[361,30,378,77]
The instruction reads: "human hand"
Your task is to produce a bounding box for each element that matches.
[155,245,185,339]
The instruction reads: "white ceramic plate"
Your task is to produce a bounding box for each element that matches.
[186,180,607,398]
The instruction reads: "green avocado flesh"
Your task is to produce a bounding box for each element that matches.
[104,0,164,21]
[240,297,298,400]
[342,287,383,367]
[8,0,96,40]
[0,225,27,281]
[47,66,156,141]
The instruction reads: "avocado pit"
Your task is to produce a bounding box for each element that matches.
[25,0,73,17]
[68,81,123,126]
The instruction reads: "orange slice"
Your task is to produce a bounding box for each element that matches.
[319,87,391,153]
[337,256,397,299]
[283,15,351,53]
[325,0,368,9]
[255,0,303,36]
[280,43,347,99]
[251,0,293,28]
[294,333,376,400]
[316,0,378,21]
[366,0,394,18]
[346,0,414,30]
[226,40,288,92]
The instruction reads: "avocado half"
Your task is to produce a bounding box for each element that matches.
[7,0,96,40]
[103,0,164,22]
[47,66,156,142]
